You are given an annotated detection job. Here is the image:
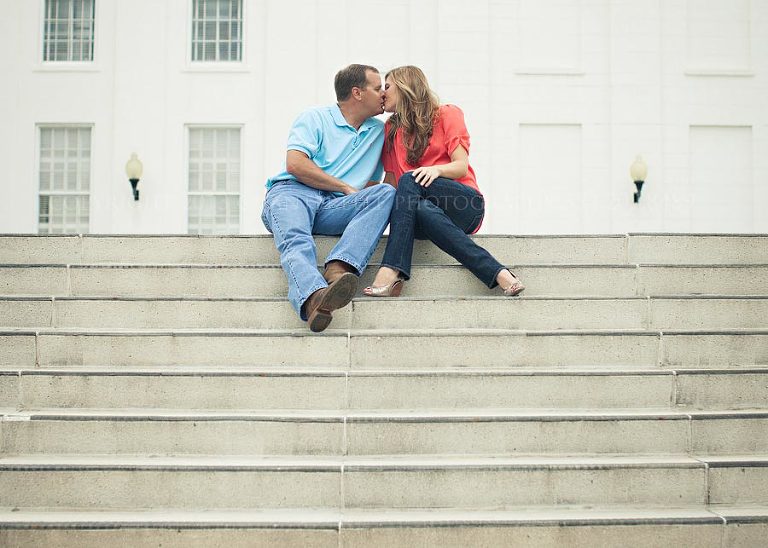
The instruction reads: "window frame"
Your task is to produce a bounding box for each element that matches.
[185,0,248,72]
[185,124,244,235]
[37,0,100,72]
[35,123,94,235]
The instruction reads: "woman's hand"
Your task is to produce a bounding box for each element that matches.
[411,166,442,187]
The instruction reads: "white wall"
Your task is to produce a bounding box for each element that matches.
[1,0,766,235]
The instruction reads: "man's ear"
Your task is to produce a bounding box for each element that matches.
[351,86,362,101]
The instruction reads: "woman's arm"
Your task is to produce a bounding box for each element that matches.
[411,145,469,187]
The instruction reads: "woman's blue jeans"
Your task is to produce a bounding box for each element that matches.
[380,173,506,288]
[262,181,396,319]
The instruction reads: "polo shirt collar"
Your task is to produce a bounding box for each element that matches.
[331,104,349,128]
[359,118,377,132]
[331,104,376,133]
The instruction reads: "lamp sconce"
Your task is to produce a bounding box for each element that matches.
[125,153,144,201]
[631,155,648,203]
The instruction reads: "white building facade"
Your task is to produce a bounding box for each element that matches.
[1,0,766,235]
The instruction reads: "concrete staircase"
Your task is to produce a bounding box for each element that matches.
[1,233,767,547]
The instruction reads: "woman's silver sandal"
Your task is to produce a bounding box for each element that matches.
[502,273,525,297]
[363,279,404,297]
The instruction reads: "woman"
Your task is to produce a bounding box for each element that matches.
[363,65,525,297]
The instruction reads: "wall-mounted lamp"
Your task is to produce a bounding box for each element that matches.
[125,153,144,201]
[631,155,648,203]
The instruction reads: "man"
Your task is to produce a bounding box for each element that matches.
[261,64,396,332]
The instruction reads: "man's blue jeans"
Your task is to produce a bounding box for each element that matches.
[381,172,506,288]
[262,181,396,320]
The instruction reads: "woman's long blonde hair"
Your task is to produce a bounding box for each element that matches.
[385,66,440,166]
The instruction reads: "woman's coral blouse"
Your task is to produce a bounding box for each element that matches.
[381,104,480,194]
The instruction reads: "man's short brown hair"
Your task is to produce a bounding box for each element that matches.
[334,64,379,101]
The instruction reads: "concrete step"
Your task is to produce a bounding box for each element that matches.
[350,329,768,370]
[2,409,767,456]
[2,328,767,368]
[3,367,768,411]
[706,456,768,505]
[1,234,766,265]
[2,454,756,509]
[2,507,764,548]
[3,264,768,298]
[0,235,628,266]
[628,234,768,265]
[2,455,765,509]
[2,296,768,331]
[4,505,765,548]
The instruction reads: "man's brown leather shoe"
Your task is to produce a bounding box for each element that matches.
[323,260,357,284]
[303,271,358,333]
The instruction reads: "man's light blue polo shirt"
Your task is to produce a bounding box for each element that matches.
[266,104,384,193]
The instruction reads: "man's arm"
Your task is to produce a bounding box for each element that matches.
[286,150,358,195]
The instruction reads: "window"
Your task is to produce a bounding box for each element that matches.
[38,127,91,234]
[191,0,243,62]
[188,127,241,234]
[43,0,95,62]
